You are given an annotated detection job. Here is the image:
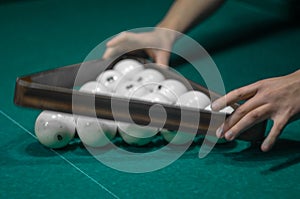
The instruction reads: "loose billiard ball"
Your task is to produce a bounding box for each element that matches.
[76,116,117,148]
[35,111,76,149]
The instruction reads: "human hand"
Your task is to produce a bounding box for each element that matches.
[102,28,178,67]
[212,69,300,152]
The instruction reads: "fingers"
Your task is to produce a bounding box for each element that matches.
[102,48,115,59]
[261,116,288,152]
[106,32,131,47]
[104,45,171,69]
[103,32,135,59]
[103,31,172,67]
[218,104,270,140]
[212,82,259,111]
[221,96,265,133]
[154,51,170,67]
[102,46,127,60]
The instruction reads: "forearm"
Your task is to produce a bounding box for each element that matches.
[157,0,225,36]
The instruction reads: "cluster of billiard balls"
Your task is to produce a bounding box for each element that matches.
[35,59,234,149]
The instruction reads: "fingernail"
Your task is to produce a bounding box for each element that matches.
[261,143,268,152]
[225,131,234,141]
[216,124,224,138]
[261,139,272,152]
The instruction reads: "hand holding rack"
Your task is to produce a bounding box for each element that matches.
[14,57,267,142]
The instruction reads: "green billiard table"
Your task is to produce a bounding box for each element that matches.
[1,0,299,198]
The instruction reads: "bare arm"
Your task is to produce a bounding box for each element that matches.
[157,0,225,38]
[103,0,225,65]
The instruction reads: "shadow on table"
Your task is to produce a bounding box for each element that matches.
[288,0,300,22]
[25,140,85,157]
[25,134,238,161]
[171,22,299,67]
[223,138,300,174]
[170,1,300,67]
[25,136,167,158]
[0,0,37,5]
[24,133,300,172]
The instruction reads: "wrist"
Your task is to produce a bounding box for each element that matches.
[154,24,180,43]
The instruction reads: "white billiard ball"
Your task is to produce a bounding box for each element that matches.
[118,122,158,146]
[132,69,165,91]
[113,59,144,80]
[117,92,170,146]
[96,70,124,92]
[177,91,211,109]
[76,116,117,148]
[154,79,188,103]
[141,92,171,104]
[115,80,149,99]
[35,110,76,149]
[204,104,234,114]
[80,81,109,95]
[161,91,210,145]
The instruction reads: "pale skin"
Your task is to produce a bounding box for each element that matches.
[103,0,225,66]
[103,0,300,151]
[212,70,300,151]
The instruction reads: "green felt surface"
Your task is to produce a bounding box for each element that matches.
[1,0,300,198]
